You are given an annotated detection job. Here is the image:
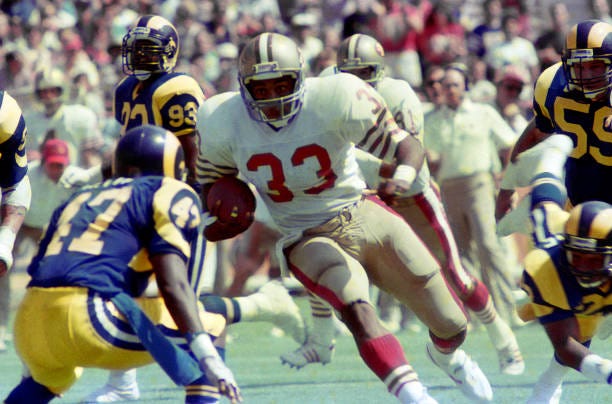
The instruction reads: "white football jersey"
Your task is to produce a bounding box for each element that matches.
[351,76,430,196]
[24,104,99,166]
[197,73,408,234]
[376,77,429,196]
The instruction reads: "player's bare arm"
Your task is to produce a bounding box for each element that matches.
[178,130,200,189]
[543,316,591,370]
[510,119,552,163]
[377,134,425,205]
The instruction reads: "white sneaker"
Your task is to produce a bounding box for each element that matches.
[426,343,493,403]
[253,280,306,344]
[280,337,335,369]
[397,383,439,404]
[410,389,438,404]
[526,384,563,404]
[497,343,525,375]
[80,382,140,403]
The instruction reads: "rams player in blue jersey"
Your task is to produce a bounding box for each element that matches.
[113,14,204,190]
[521,201,611,403]
[4,125,241,404]
[0,90,31,277]
[504,20,612,248]
[0,90,31,352]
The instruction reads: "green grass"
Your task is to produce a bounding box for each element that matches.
[0,295,610,403]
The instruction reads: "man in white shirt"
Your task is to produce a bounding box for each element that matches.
[425,63,520,327]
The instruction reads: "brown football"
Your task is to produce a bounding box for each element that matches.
[206,176,256,229]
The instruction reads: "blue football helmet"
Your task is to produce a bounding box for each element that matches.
[563,201,612,287]
[122,15,179,80]
[113,124,186,181]
[238,33,305,128]
[562,20,612,100]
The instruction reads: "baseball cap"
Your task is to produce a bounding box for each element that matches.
[43,139,70,165]
[495,65,529,84]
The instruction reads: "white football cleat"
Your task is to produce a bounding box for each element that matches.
[80,382,140,403]
[526,383,563,404]
[497,343,525,375]
[280,337,335,369]
[253,280,306,344]
[426,343,493,403]
[397,382,439,404]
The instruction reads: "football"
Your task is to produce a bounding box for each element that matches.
[205,176,256,241]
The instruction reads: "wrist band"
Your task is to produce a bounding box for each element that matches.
[392,164,417,185]
[0,226,16,250]
[188,332,219,361]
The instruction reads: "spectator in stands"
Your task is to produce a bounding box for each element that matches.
[424,63,521,325]
[534,3,571,72]
[590,0,612,23]
[493,64,531,134]
[484,8,539,82]
[341,0,382,38]
[290,12,323,75]
[417,2,467,69]
[422,64,446,116]
[466,0,505,59]
[374,0,431,88]
[23,68,101,166]
[14,138,100,261]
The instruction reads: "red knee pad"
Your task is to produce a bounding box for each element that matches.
[463,280,490,312]
[429,328,466,352]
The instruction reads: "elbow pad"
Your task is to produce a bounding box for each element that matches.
[2,175,31,210]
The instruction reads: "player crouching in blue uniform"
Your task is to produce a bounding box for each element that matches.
[521,201,611,403]
[4,125,241,403]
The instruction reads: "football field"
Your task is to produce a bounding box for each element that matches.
[0,295,610,403]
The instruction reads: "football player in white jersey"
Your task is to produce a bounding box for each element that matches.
[283,33,525,376]
[197,33,493,403]
[23,68,100,167]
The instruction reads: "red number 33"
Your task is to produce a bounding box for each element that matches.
[246,144,337,202]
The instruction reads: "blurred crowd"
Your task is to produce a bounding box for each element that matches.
[0,0,608,168]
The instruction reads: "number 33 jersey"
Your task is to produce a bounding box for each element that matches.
[27,177,202,297]
[114,73,205,137]
[533,62,612,205]
[197,73,409,234]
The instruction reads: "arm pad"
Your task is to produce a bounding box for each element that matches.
[2,175,31,210]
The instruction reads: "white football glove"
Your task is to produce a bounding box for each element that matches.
[189,332,242,403]
[199,354,242,403]
[0,242,13,276]
[0,226,16,275]
[59,166,102,189]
